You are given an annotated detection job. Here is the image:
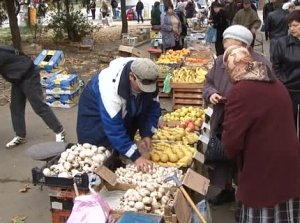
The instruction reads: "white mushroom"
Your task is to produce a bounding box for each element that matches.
[82,143,91,149]
[134,202,144,210]
[43,168,51,176]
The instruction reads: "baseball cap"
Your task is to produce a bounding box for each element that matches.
[131,58,159,93]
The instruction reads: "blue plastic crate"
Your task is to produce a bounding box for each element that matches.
[117,211,163,223]
[34,50,64,72]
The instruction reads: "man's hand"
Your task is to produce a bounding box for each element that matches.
[137,137,152,154]
[134,156,153,172]
[209,93,223,105]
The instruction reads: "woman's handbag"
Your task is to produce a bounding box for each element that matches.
[204,136,229,165]
[205,26,217,43]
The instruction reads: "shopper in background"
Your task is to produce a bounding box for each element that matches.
[266,0,288,59]
[90,0,96,20]
[262,0,274,40]
[176,3,188,47]
[151,1,162,29]
[211,2,228,55]
[232,0,261,47]
[283,1,296,13]
[203,25,272,206]
[101,1,109,18]
[224,0,238,25]
[0,45,65,148]
[271,10,300,139]
[77,57,161,172]
[111,0,118,19]
[136,0,144,23]
[185,0,196,18]
[161,4,182,51]
[222,45,300,223]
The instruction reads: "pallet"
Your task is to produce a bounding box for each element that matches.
[51,209,71,223]
[171,83,203,110]
[158,77,172,99]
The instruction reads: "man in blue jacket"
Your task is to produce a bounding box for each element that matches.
[77,57,161,171]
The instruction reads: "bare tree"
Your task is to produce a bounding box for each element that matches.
[4,0,22,51]
[121,0,128,34]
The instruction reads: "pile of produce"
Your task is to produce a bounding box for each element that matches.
[172,67,207,84]
[152,127,198,144]
[116,186,175,215]
[115,164,183,187]
[156,49,190,64]
[42,143,111,178]
[184,57,212,67]
[157,64,173,77]
[161,106,204,131]
[150,142,196,167]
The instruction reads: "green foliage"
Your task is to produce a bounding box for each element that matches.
[47,10,94,42]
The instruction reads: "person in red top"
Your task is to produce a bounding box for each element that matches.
[222,45,300,222]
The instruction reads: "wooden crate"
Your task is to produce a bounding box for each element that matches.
[51,209,71,223]
[171,83,203,110]
[158,77,172,99]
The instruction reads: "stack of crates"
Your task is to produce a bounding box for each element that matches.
[44,73,80,108]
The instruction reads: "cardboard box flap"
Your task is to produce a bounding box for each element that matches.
[95,166,117,186]
[193,151,204,164]
[174,190,192,223]
[183,169,209,195]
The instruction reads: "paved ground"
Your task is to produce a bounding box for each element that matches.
[0,13,271,223]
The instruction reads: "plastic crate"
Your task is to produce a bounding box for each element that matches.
[51,209,71,223]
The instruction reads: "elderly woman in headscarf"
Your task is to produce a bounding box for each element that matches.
[222,45,300,223]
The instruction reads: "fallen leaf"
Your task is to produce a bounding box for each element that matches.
[11,216,26,223]
[18,184,31,193]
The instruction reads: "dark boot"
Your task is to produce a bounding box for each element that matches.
[208,189,236,205]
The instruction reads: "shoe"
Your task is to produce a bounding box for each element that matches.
[56,130,66,142]
[208,189,236,206]
[6,136,26,148]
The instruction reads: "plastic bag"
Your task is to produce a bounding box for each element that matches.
[191,199,212,223]
[163,72,172,94]
[67,188,115,223]
[205,26,217,43]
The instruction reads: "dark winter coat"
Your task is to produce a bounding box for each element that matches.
[266,9,288,39]
[271,35,300,93]
[262,2,273,24]
[185,2,196,18]
[176,10,188,37]
[136,1,144,12]
[151,6,161,25]
[223,69,300,207]
[0,45,35,83]
[212,9,228,41]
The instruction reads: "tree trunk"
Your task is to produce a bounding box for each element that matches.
[4,0,22,51]
[121,0,128,35]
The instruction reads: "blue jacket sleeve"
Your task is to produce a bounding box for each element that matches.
[139,97,161,138]
[98,94,141,162]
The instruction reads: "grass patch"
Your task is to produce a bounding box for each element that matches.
[0,26,41,43]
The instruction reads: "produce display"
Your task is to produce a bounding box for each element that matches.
[172,67,207,84]
[116,186,175,215]
[157,64,173,78]
[161,106,204,131]
[42,143,111,178]
[150,142,196,167]
[156,49,190,64]
[184,57,212,67]
[115,164,183,187]
[152,127,199,144]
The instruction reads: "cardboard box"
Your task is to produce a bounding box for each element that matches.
[44,74,79,91]
[118,45,149,58]
[34,50,64,72]
[45,87,80,105]
[95,152,209,223]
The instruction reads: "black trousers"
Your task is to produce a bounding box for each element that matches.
[289,91,300,139]
[10,68,63,137]
[91,8,96,19]
[137,10,143,23]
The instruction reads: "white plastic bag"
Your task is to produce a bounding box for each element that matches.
[192,199,212,223]
[67,188,115,223]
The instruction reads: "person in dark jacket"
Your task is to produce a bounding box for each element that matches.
[211,2,229,55]
[77,57,161,171]
[151,1,161,29]
[136,0,144,23]
[271,10,300,139]
[176,3,188,47]
[262,0,273,40]
[90,0,96,20]
[0,45,65,148]
[185,0,196,18]
[223,45,300,223]
[266,0,288,59]
[203,25,272,206]
[224,0,238,25]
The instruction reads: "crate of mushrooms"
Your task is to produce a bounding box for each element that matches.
[32,143,111,189]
